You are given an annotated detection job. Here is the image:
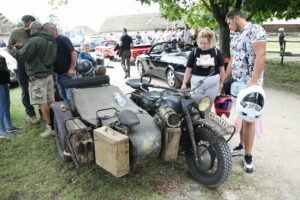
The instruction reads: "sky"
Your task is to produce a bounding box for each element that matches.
[1,0,159,32]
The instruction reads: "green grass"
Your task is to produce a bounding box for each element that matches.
[1,69,297,199]
[264,59,300,94]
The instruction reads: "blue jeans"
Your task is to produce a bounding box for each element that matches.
[0,84,12,132]
[56,73,75,108]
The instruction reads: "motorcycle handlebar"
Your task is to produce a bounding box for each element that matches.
[140,83,186,93]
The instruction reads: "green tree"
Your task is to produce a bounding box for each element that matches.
[137,0,300,56]
[47,13,63,33]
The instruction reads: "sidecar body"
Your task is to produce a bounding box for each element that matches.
[51,75,161,177]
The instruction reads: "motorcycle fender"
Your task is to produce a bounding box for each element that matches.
[195,118,229,138]
[50,101,74,151]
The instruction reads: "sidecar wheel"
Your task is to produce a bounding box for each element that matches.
[186,126,232,188]
[63,75,110,89]
[54,118,71,162]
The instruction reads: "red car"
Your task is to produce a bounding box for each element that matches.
[95,40,117,58]
[110,44,152,62]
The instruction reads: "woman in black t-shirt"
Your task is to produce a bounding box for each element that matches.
[181,27,225,103]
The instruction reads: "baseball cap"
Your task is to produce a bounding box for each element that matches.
[29,21,43,29]
[43,22,57,30]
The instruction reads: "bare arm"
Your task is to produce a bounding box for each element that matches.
[224,55,233,80]
[248,41,266,86]
[67,50,77,77]
[218,66,225,92]
[181,67,192,89]
[119,41,123,47]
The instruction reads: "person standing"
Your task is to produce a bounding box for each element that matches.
[224,9,266,173]
[278,28,285,52]
[44,22,77,108]
[0,40,6,48]
[0,55,22,138]
[135,32,142,44]
[7,15,39,124]
[181,28,225,104]
[119,28,133,79]
[11,22,57,137]
[180,24,192,45]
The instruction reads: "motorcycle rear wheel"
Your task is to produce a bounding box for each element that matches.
[186,126,232,188]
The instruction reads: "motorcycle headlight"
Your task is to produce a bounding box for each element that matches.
[198,97,211,112]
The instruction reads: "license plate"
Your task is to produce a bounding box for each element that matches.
[208,112,231,128]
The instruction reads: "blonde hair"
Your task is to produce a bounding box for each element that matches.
[197,27,216,48]
[81,43,90,50]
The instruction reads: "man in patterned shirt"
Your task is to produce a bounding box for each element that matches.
[224,9,266,173]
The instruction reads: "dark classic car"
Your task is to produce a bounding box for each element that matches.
[135,42,229,88]
[135,42,190,88]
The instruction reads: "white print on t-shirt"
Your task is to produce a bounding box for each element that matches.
[196,54,215,68]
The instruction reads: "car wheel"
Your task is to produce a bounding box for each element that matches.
[166,69,181,88]
[137,61,144,76]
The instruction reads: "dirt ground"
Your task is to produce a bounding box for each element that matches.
[104,59,300,200]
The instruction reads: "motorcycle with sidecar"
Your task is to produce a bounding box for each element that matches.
[51,74,235,188]
[125,74,235,187]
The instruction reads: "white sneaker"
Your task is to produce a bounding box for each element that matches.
[243,154,255,173]
[231,144,245,156]
[40,124,55,138]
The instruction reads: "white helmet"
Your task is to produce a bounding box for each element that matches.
[236,85,266,122]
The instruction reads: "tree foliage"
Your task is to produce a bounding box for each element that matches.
[136,0,300,56]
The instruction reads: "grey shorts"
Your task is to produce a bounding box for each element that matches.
[28,75,55,105]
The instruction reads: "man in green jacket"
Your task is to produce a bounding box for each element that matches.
[11,21,57,137]
[8,15,39,125]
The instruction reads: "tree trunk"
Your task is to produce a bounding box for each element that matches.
[218,23,230,57]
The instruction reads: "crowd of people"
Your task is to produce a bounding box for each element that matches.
[0,9,267,174]
[1,15,103,138]
[133,24,196,46]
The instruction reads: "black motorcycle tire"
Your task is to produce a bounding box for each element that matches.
[186,126,232,188]
[54,118,71,162]
[62,75,110,89]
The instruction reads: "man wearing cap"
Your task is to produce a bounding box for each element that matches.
[43,22,77,108]
[7,15,40,125]
[10,21,57,137]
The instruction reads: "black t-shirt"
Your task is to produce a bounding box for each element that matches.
[186,48,224,76]
[54,35,75,74]
[120,34,133,51]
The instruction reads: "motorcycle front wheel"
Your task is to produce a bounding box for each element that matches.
[186,126,232,188]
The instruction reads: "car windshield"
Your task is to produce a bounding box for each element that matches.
[104,41,116,46]
[89,38,103,46]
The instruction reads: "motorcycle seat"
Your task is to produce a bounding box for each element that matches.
[73,85,141,127]
[125,78,150,89]
[118,109,140,127]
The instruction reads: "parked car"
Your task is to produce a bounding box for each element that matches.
[95,40,117,58]
[135,42,189,88]
[135,42,229,88]
[0,48,18,85]
[110,43,152,62]
[87,37,103,52]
